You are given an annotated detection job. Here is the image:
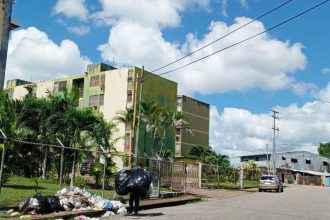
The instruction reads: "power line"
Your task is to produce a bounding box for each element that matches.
[157,0,330,77]
[151,0,294,72]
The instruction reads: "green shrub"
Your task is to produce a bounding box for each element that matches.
[288,175,294,184]
[75,176,86,188]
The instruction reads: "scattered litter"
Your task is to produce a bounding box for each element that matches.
[102,211,115,217]
[117,207,127,216]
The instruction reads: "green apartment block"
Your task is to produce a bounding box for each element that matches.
[6,63,178,167]
[176,95,210,162]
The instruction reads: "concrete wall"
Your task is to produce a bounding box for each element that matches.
[103,68,128,152]
[176,95,210,158]
[36,81,54,98]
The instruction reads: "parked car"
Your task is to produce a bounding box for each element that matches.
[80,161,95,175]
[259,175,283,192]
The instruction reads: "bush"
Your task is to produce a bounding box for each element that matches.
[288,175,294,184]
[75,176,86,188]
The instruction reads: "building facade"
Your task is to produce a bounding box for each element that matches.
[6,63,178,167]
[175,95,210,161]
[240,151,330,175]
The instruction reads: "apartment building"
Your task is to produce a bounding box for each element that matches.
[6,63,178,167]
[175,95,210,162]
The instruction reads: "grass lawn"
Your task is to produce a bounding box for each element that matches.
[0,176,118,209]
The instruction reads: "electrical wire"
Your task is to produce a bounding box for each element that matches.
[151,0,294,72]
[157,0,330,76]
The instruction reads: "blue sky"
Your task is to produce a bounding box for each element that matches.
[6,0,330,159]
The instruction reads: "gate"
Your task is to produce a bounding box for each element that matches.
[186,164,199,188]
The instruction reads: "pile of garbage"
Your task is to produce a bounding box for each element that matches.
[18,187,127,216]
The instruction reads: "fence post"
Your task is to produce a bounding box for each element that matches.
[198,162,202,189]
[0,128,7,193]
[157,155,161,198]
[57,138,65,189]
[100,145,108,198]
[217,165,220,188]
[239,167,244,189]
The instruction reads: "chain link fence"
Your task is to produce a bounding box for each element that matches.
[0,136,194,209]
[0,135,270,209]
[201,163,240,189]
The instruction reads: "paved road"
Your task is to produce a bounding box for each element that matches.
[111,185,330,220]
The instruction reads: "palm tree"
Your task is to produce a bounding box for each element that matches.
[114,107,134,130]
[65,107,96,186]
[189,145,212,161]
[158,111,191,155]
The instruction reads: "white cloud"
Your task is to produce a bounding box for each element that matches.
[240,0,249,9]
[98,20,181,69]
[99,17,307,96]
[6,27,91,83]
[53,0,88,21]
[321,67,330,74]
[209,85,330,158]
[93,0,211,28]
[67,25,91,36]
[220,0,228,17]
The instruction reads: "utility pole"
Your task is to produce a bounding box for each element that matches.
[266,144,269,175]
[134,66,144,164]
[271,110,279,175]
[0,0,18,89]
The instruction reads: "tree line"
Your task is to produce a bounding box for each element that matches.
[0,89,117,186]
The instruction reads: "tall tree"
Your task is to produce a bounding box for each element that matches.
[318,142,330,159]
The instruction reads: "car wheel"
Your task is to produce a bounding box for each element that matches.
[259,188,262,192]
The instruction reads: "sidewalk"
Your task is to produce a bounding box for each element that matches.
[20,195,201,219]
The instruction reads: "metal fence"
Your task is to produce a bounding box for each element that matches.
[0,136,200,209]
[200,163,240,189]
[0,135,278,209]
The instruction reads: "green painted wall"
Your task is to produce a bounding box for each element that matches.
[134,67,178,158]
[180,96,210,158]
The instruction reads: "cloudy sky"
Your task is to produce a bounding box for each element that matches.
[6,0,330,161]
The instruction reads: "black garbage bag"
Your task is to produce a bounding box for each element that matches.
[19,193,64,214]
[115,169,131,195]
[127,167,153,197]
[44,196,64,213]
[19,193,46,214]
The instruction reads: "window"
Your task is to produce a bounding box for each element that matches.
[306,159,311,164]
[128,70,133,81]
[58,81,67,92]
[260,176,275,180]
[99,94,104,106]
[100,74,105,86]
[90,76,100,87]
[282,156,286,161]
[291,158,298,163]
[127,90,133,102]
[89,95,99,107]
[323,161,329,166]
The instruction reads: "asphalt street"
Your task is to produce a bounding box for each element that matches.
[109,185,330,220]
